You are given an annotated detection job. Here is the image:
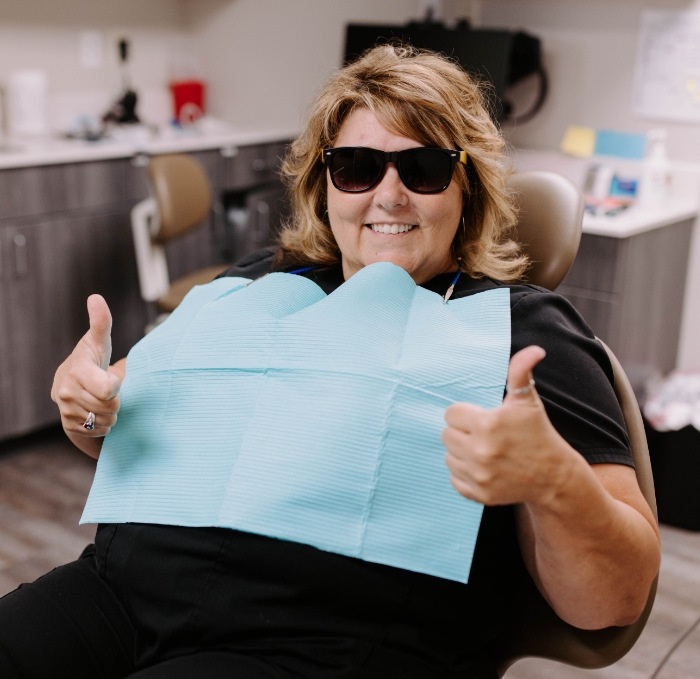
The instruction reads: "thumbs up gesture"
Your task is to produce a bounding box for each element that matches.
[51,295,123,441]
[443,345,569,506]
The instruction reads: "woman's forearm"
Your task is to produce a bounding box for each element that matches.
[517,459,660,630]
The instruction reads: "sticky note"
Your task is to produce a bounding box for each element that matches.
[560,125,596,158]
[594,129,646,159]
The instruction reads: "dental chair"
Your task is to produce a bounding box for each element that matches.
[131,153,226,330]
[492,171,658,676]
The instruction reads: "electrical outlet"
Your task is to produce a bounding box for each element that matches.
[417,0,481,24]
[417,0,444,20]
[104,31,131,68]
[80,31,104,69]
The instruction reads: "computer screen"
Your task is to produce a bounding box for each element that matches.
[343,22,542,121]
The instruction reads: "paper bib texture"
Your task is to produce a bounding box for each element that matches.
[82,263,510,582]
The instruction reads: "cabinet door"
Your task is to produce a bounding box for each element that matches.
[219,141,289,191]
[225,184,289,261]
[0,221,69,437]
[57,211,148,361]
[0,228,26,435]
[0,210,146,440]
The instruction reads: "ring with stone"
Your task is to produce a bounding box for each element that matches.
[82,411,96,431]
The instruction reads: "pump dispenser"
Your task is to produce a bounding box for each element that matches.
[638,129,672,209]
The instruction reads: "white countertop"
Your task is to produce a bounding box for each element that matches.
[0,123,299,170]
[581,199,699,238]
[511,148,700,239]
[1,137,697,239]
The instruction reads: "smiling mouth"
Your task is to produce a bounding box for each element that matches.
[369,223,416,234]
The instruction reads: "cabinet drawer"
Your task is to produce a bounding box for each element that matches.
[62,160,128,211]
[220,141,289,190]
[0,161,127,219]
[561,234,620,294]
[0,166,62,218]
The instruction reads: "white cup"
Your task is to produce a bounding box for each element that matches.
[6,70,49,138]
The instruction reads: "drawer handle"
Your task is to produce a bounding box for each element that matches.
[131,153,150,168]
[13,233,28,277]
[252,158,267,172]
[254,201,270,239]
[220,145,239,158]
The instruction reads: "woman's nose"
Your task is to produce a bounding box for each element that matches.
[373,163,408,209]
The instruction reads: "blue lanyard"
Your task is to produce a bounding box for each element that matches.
[443,270,462,304]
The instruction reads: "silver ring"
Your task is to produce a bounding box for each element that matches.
[82,411,96,431]
[506,378,536,396]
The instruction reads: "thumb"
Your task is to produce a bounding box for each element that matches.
[85,294,113,370]
[505,345,546,401]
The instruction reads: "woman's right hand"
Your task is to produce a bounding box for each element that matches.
[51,294,124,458]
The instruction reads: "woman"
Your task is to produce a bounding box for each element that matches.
[3,45,659,678]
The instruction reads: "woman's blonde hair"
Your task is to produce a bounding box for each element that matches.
[276,43,528,281]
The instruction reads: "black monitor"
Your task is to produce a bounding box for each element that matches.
[343,22,543,121]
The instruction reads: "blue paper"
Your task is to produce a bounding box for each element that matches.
[594,129,646,159]
[81,263,511,582]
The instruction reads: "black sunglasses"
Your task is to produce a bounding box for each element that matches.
[320,146,468,194]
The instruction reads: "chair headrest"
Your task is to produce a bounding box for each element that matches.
[148,154,213,242]
[508,170,584,291]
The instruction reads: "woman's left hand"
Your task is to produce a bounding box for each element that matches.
[442,345,572,507]
[443,345,660,630]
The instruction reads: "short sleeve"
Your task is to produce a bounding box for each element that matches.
[510,287,633,467]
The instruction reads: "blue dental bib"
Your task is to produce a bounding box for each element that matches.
[82,263,510,582]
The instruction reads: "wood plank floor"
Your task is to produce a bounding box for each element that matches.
[1,425,699,678]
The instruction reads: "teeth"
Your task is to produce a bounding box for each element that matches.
[370,224,415,234]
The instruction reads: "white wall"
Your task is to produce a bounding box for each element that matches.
[0,0,191,132]
[0,0,430,133]
[478,0,700,372]
[184,0,699,372]
[184,0,427,131]
[479,0,700,164]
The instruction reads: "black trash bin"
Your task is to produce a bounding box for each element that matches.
[645,419,700,531]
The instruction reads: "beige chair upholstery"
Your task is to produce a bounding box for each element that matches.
[491,171,658,676]
[509,170,584,291]
[131,154,223,321]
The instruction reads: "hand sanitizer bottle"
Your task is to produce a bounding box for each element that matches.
[638,129,672,209]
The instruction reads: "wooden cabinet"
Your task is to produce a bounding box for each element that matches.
[0,139,291,442]
[558,217,694,381]
[218,140,290,262]
[0,222,58,437]
[0,160,147,440]
[224,182,289,260]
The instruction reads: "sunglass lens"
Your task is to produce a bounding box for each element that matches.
[330,148,383,192]
[399,149,452,193]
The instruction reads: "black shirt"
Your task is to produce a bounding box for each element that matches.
[218,248,631,466]
[105,249,631,677]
